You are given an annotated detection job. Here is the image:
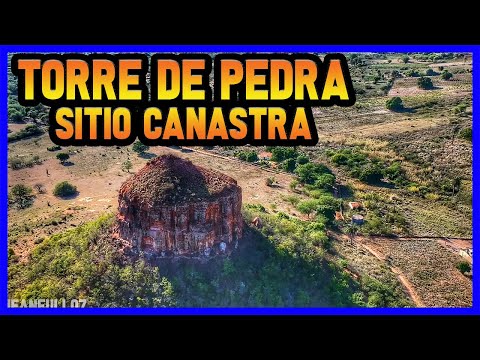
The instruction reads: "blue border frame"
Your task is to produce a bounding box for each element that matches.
[1,44,477,315]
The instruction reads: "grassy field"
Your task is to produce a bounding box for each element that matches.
[7,52,472,307]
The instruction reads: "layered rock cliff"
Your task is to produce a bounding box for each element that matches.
[117,154,243,257]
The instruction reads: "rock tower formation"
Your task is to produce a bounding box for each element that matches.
[117,154,243,257]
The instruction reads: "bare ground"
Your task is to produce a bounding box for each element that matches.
[361,237,472,307]
[8,135,305,261]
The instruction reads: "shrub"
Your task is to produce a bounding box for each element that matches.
[132,140,149,155]
[425,68,436,76]
[122,160,133,172]
[296,154,309,165]
[386,97,403,111]
[362,214,393,236]
[417,76,433,90]
[295,163,331,184]
[289,180,299,191]
[9,110,23,123]
[297,199,320,217]
[401,55,409,63]
[456,261,471,274]
[354,87,366,95]
[424,193,440,201]
[285,195,300,206]
[458,127,472,141]
[358,163,384,184]
[313,195,340,220]
[8,124,43,142]
[53,181,77,197]
[441,70,453,80]
[32,155,41,165]
[383,162,406,185]
[9,184,34,209]
[269,147,298,162]
[281,158,296,172]
[8,214,176,307]
[244,203,266,212]
[296,196,339,220]
[47,145,61,151]
[9,158,24,170]
[453,103,468,115]
[327,149,406,186]
[380,85,390,94]
[313,173,335,191]
[236,150,258,162]
[405,69,420,77]
[56,153,70,163]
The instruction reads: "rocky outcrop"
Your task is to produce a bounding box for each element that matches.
[117,155,243,257]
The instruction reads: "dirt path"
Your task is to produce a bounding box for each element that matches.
[359,240,425,307]
[336,233,425,307]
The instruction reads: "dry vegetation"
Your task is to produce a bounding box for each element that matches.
[8,52,473,307]
[364,238,472,307]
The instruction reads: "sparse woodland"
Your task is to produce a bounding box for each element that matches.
[8,52,472,307]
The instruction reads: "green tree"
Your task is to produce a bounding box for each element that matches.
[282,158,296,172]
[417,76,433,90]
[391,70,400,78]
[401,55,409,63]
[159,277,176,306]
[425,68,436,76]
[295,162,331,184]
[132,140,149,155]
[296,154,310,165]
[270,147,298,162]
[9,184,34,209]
[456,261,471,274]
[405,69,420,77]
[344,223,359,245]
[314,195,340,220]
[358,163,384,184]
[441,70,453,80]
[9,110,23,122]
[245,151,258,162]
[236,150,258,162]
[383,162,406,185]
[314,173,335,191]
[297,199,320,218]
[386,97,403,111]
[56,153,70,164]
[53,181,77,197]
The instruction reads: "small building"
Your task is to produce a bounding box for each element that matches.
[352,214,364,225]
[349,202,362,210]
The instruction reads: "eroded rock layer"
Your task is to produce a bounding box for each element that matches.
[117,155,243,257]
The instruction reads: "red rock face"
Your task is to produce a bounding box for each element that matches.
[117,155,243,257]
